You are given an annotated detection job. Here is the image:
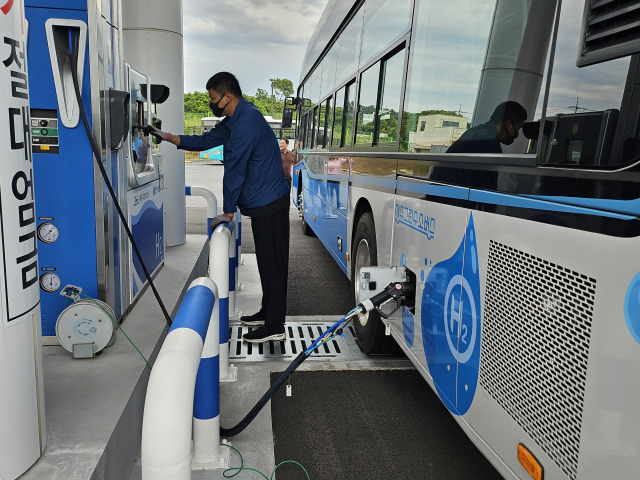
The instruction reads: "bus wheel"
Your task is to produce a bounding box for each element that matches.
[298,189,313,236]
[351,213,397,354]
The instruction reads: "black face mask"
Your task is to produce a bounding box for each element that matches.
[209,93,229,117]
[503,121,519,145]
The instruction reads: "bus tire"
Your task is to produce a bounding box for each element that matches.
[298,188,314,236]
[351,213,398,354]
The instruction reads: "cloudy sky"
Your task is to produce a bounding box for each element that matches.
[183,0,328,96]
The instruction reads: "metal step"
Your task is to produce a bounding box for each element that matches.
[228,322,369,362]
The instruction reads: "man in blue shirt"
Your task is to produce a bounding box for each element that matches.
[147,72,289,343]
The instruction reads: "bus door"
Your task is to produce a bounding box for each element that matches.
[392,171,470,414]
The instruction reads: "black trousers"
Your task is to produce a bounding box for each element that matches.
[251,208,290,326]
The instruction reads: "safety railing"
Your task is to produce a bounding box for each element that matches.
[185,186,240,381]
[141,277,228,479]
[185,186,217,237]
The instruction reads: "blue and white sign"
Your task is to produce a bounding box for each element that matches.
[421,214,481,415]
[395,203,436,239]
[128,180,164,300]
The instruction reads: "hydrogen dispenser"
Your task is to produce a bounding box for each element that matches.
[25,0,167,338]
[124,64,165,301]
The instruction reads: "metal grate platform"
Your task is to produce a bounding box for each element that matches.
[228,322,369,362]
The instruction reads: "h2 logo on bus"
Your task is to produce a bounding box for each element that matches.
[421,214,481,416]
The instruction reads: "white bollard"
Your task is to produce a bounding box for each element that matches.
[192,280,230,470]
[142,278,219,480]
[185,186,217,237]
[209,221,238,383]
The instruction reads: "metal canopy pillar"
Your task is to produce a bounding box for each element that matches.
[122,0,186,246]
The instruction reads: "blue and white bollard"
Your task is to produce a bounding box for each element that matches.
[141,277,224,480]
[185,186,218,238]
[209,220,238,382]
[192,279,231,470]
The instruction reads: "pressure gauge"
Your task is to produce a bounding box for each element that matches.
[37,223,59,244]
[40,273,61,292]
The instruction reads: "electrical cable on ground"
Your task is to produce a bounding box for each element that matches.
[220,443,310,480]
[67,28,173,329]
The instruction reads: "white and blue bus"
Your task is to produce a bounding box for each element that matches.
[292,0,640,478]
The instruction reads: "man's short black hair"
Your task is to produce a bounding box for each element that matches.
[206,72,243,98]
[489,101,528,124]
[281,138,289,145]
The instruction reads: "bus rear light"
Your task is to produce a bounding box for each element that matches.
[346,253,349,260]
[517,444,543,480]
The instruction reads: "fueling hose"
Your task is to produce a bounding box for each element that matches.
[220,281,415,437]
[67,28,173,329]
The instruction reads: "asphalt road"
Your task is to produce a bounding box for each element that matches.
[185,162,354,316]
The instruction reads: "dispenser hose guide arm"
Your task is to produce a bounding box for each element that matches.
[67,28,173,328]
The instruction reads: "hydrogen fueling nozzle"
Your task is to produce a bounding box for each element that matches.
[351,281,416,319]
[143,124,171,143]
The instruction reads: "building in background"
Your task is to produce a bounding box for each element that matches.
[408,114,469,153]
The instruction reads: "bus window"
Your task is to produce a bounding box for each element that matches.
[360,0,412,66]
[320,46,338,100]
[298,111,306,150]
[344,82,356,147]
[400,0,554,155]
[308,67,322,107]
[375,50,405,145]
[332,87,345,147]
[318,102,327,148]
[537,0,630,167]
[356,63,380,144]
[324,97,333,148]
[336,7,365,88]
[306,110,314,148]
[311,106,318,148]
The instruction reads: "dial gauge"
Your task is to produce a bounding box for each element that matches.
[37,223,59,244]
[40,273,61,293]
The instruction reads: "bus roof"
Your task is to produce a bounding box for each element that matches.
[300,0,358,85]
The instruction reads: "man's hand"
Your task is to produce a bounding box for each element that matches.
[144,125,173,143]
[210,213,234,232]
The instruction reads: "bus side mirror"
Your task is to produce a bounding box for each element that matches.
[282,108,293,128]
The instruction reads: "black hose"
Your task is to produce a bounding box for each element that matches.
[220,351,309,437]
[68,29,173,328]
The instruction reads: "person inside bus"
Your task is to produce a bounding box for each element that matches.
[280,138,294,191]
[144,72,290,344]
[431,101,528,189]
[447,101,527,154]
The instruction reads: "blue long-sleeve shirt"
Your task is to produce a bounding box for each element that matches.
[178,99,289,214]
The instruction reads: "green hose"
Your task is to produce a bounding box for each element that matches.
[79,293,152,370]
[221,443,310,479]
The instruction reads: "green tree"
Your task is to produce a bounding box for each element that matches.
[255,88,269,101]
[271,78,294,103]
[184,91,211,114]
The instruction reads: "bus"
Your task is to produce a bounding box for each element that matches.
[291,0,640,479]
